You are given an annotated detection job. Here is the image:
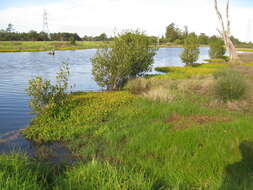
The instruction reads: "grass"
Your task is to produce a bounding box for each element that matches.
[0,41,112,52]
[204,58,227,63]
[0,41,209,53]
[1,42,252,53]
[0,41,182,52]
[7,89,253,189]
[2,57,253,189]
[237,48,253,52]
[0,154,56,190]
[155,63,228,79]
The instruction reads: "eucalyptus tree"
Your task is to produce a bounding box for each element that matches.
[214,0,239,63]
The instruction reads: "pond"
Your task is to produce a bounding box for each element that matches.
[0,47,209,152]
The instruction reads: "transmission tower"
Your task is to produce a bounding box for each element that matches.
[42,9,51,39]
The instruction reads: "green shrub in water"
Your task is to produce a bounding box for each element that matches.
[26,62,70,114]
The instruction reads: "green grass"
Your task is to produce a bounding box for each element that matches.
[1,42,252,53]
[0,41,112,52]
[0,41,209,53]
[3,58,253,189]
[237,48,253,52]
[0,154,58,190]
[204,58,227,63]
[0,41,182,52]
[16,85,253,189]
[155,63,228,79]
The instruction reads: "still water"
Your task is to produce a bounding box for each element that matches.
[0,48,209,151]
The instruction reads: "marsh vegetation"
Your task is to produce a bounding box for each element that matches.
[0,26,251,189]
[1,19,253,189]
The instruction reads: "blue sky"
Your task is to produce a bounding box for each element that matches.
[234,0,253,7]
[0,0,252,41]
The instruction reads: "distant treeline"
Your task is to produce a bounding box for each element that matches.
[0,31,114,42]
[0,24,113,41]
[160,23,253,48]
[0,30,112,42]
[0,23,252,48]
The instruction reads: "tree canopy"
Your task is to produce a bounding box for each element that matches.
[91,31,156,90]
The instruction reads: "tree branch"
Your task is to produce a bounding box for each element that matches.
[226,0,231,36]
[214,0,226,34]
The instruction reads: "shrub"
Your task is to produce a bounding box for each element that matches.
[91,31,156,90]
[69,37,76,45]
[26,62,70,114]
[209,38,226,59]
[180,33,200,65]
[213,68,236,79]
[174,39,183,45]
[126,78,151,94]
[214,69,248,102]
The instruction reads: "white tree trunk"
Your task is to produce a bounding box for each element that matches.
[214,0,239,63]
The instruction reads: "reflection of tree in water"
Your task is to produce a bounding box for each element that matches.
[219,141,253,190]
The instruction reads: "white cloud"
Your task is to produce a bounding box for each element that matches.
[0,0,252,41]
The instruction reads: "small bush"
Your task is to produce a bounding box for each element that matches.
[213,68,237,79]
[26,62,70,114]
[69,37,76,45]
[126,78,151,94]
[209,38,226,59]
[181,33,200,65]
[214,69,248,102]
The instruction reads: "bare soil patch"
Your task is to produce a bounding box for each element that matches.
[166,112,231,130]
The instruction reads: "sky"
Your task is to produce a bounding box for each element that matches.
[0,0,252,42]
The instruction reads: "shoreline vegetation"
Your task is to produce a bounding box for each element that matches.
[1,54,253,189]
[2,30,253,189]
[0,41,252,53]
[0,41,113,52]
[0,41,191,52]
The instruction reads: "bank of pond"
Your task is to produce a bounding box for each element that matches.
[2,49,253,189]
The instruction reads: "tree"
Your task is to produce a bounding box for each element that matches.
[69,36,76,45]
[209,38,226,59]
[95,33,108,41]
[28,30,39,41]
[181,33,200,65]
[166,23,181,42]
[214,0,239,63]
[6,23,14,33]
[198,33,209,44]
[91,31,156,90]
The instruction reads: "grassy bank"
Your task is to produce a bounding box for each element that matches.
[0,41,112,52]
[0,59,249,189]
[1,41,252,53]
[0,41,181,52]
[1,49,253,189]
